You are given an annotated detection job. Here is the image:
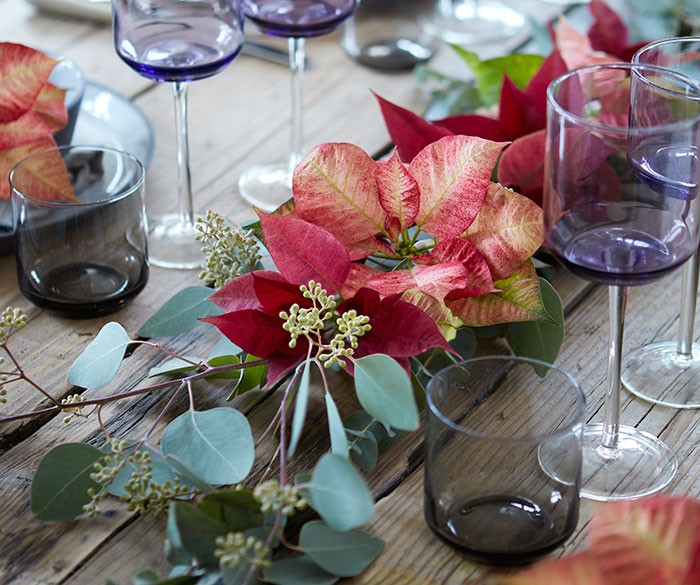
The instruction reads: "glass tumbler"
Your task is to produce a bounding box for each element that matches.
[11,146,149,318]
[424,356,585,565]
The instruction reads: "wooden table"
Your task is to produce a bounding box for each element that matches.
[1,1,699,583]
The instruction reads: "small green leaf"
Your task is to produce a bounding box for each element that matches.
[168,501,225,569]
[325,393,348,458]
[288,360,311,458]
[161,407,254,485]
[148,356,199,378]
[505,278,565,374]
[354,354,419,432]
[262,556,338,585]
[138,286,222,338]
[308,453,374,532]
[67,322,131,389]
[237,354,267,394]
[31,443,102,521]
[164,454,216,495]
[299,520,384,577]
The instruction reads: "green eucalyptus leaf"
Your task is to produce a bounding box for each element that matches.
[262,556,338,585]
[299,520,384,577]
[288,361,311,458]
[208,336,243,359]
[67,322,131,389]
[237,354,267,394]
[164,454,216,495]
[505,278,564,375]
[31,443,102,521]
[148,356,199,378]
[354,354,419,432]
[206,353,242,381]
[168,501,226,569]
[324,393,348,458]
[344,412,391,454]
[344,412,386,472]
[199,489,263,533]
[133,574,200,585]
[220,527,269,585]
[138,286,222,338]
[161,407,254,485]
[308,453,374,532]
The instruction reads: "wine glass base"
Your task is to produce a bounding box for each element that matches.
[239,162,292,212]
[622,341,700,408]
[427,0,527,45]
[580,423,677,501]
[148,213,202,270]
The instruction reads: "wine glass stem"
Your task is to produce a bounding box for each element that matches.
[677,250,699,356]
[601,285,627,451]
[288,37,305,177]
[172,81,195,227]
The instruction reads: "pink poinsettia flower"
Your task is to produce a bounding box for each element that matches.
[376,0,650,207]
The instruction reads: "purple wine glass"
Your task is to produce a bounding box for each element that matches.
[544,63,700,500]
[238,0,356,212]
[113,0,244,269]
[622,37,700,409]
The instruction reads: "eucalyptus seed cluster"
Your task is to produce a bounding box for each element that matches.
[84,438,188,517]
[60,393,88,424]
[0,306,27,342]
[319,309,371,368]
[253,479,307,517]
[195,210,261,288]
[214,532,271,570]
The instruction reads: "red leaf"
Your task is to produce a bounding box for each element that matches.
[463,182,544,280]
[497,130,546,207]
[417,236,496,297]
[341,263,381,299]
[366,262,473,303]
[588,0,629,59]
[210,271,270,312]
[500,551,606,585]
[554,15,618,71]
[204,309,303,360]
[0,43,58,123]
[498,76,542,138]
[0,110,52,150]
[34,81,68,133]
[375,92,453,162]
[258,211,351,294]
[434,114,508,142]
[410,135,507,239]
[376,150,420,233]
[293,142,386,244]
[253,272,310,314]
[338,288,455,359]
[524,51,568,123]
[345,237,394,261]
[2,137,75,201]
[588,496,700,585]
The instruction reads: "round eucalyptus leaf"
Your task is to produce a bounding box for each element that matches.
[138,286,222,338]
[106,445,178,498]
[31,443,102,521]
[308,453,374,532]
[325,393,349,458]
[161,407,254,485]
[67,322,131,389]
[300,520,384,577]
[288,360,311,458]
[262,556,338,585]
[168,501,225,569]
[354,354,419,431]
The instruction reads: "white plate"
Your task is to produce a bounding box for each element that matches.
[0,83,154,254]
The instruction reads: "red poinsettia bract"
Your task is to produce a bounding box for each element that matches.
[206,135,547,383]
[0,43,74,201]
[376,0,648,207]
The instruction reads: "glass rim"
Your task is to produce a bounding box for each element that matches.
[9,144,145,208]
[425,355,586,442]
[547,61,700,136]
[632,35,700,63]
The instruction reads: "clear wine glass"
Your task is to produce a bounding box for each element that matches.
[423,0,526,45]
[238,0,356,212]
[544,63,700,501]
[622,37,700,409]
[112,0,245,269]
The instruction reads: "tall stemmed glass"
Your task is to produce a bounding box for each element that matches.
[238,0,356,212]
[113,0,244,269]
[622,37,700,408]
[544,63,700,500]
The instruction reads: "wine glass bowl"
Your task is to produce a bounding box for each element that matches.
[112,0,244,269]
[544,63,700,500]
[622,36,700,409]
[238,0,356,212]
